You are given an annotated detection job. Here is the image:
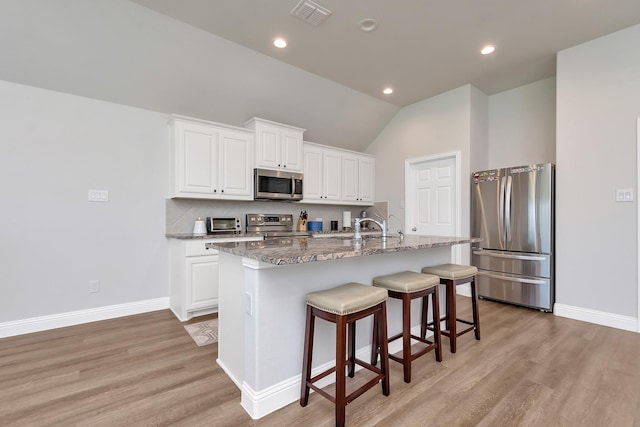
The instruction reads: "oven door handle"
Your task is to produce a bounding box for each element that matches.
[477,271,546,285]
[472,250,546,261]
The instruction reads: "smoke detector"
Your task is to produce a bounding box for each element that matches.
[290,0,332,26]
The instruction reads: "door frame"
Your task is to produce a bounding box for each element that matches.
[637,118,640,332]
[405,151,462,263]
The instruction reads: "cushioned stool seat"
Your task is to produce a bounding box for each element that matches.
[371,271,442,383]
[301,283,390,427]
[422,264,480,353]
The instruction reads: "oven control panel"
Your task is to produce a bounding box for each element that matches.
[246,213,293,233]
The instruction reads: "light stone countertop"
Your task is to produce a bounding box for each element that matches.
[165,233,264,241]
[207,234,480,265]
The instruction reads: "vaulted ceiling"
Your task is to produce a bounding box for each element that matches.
[1,1,639,152]
[130,0,640,106]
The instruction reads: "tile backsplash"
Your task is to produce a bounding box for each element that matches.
[166,199,388,234]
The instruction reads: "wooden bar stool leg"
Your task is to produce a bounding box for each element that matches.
[378,303,390,396]
[420,295,428,339]
[300,306,315,406]
[347,321,356,378]
[335,315,347,427]
[471,277,481,340]
[401,292,412,383]
[446,279,457,353]
[371,312,379,366]
[432,287,442,362]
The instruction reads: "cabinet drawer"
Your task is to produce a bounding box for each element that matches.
[185,240,219,257]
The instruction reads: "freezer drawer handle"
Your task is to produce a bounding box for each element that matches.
[473,250,546,261]
[477,271,546,285]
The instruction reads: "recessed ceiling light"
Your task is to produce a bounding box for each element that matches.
[383,87,393,95]
[481,45,495,55]
[359,18,378,32]
[273,38,287,48]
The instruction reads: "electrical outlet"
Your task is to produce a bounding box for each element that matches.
[88,190,109,202]
[89,280,100,293]
[615,188,634,202]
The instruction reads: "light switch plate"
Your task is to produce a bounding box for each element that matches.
[88,190,109,202]
[615,188,634,202]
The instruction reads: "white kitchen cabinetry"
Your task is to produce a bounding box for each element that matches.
[342,153,375,205]
[170,239,220,321]
[303,143,342,202]
[245,117,305,172]
[171,115,253,200]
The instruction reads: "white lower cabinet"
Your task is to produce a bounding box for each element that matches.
[170,239,220,321]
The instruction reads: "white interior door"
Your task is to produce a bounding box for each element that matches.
[405,152,461,263]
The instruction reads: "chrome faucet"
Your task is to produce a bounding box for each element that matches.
[353,217,387,240]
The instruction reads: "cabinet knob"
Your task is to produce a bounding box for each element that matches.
[221,189,224,193]
[213,189,217,193]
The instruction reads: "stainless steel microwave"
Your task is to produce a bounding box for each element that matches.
[254,168,303,201]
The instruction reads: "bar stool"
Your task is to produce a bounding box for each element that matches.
[370,271,442,383]
[300,282,390,427]
[421,264,480,353]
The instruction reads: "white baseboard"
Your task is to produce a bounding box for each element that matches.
[554,303,638,332]
[456,284,471,297]
[0,297,170,338]
[239,325,434,419]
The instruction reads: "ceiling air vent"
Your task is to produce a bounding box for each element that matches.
[290,0,332,26]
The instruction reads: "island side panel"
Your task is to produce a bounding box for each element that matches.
[217,251,246,388]
[241,246,450,418]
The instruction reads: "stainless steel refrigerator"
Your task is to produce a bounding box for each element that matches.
[471,163,554,312]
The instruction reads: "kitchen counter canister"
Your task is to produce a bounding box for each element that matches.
[206,234,480,265]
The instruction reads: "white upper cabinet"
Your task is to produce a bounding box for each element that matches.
[357,156,375,203]
[342,153,375,205]
[171,115,253,200]
[303,143,342,202]
[245,117,304,172]
[305,142,375,206]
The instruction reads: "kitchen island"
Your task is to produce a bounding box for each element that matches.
[208,234,479,419]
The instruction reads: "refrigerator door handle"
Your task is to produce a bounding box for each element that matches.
[505,175,513,243]
[472,250,546,261]
[477,271,546,285]
[499,176,506,247]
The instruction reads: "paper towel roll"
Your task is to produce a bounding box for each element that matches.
[342,211,351,229]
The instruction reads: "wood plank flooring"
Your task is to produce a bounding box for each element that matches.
[1,298,639,426]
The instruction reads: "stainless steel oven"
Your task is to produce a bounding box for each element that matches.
[246,213,309,237]
[254,168,303,201]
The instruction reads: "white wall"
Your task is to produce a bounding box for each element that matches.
[556,24,640,319]
[367,85,481,261]
[488,77,556,168]
[470,85,490,173]
[0,0,398,153]
[0,80,170,322]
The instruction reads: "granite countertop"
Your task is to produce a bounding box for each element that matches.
[165,233,264,242]
[207,234,481,265]
[165,230,379,240]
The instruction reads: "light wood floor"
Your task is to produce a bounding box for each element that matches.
[1,298,640,426]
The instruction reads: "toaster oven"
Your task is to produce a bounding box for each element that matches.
[205,217,242,234]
